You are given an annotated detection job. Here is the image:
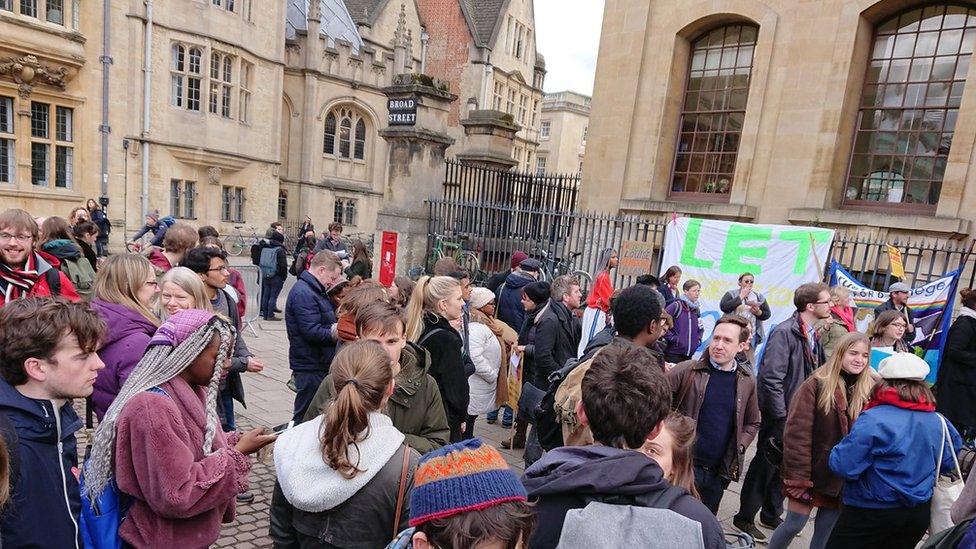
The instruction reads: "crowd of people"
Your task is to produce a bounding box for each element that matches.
[2,205,976,548]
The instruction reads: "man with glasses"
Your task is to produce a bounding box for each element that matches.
[0,208,80,307]
[721,272,772,355]
[874,281,915,346]
[733,282,831,542]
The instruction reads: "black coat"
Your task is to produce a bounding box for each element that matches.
[486,269,512,295]
[533,299,581,389]
[418,314,470,423]
[937,315,976,431]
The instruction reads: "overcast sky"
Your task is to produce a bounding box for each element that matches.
[535,0,605,96]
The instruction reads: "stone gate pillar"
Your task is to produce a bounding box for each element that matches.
[456,109,518,171]
[377,74,457,274]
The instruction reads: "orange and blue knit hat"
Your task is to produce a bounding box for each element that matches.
[408,438,527,527]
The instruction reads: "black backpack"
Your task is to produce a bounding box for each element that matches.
[250,241,266,266]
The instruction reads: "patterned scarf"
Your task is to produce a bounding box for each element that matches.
[0,252,41,302]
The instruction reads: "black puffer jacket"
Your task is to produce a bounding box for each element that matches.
[418,314,471,423]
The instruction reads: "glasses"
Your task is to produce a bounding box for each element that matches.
[0,233,32,243]
[207,266,230,273]
[815,300,831,305]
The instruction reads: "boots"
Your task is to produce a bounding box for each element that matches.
[501,417,528,450]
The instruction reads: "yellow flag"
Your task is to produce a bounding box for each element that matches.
[887,245,905,279]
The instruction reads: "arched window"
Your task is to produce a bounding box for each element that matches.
[323,112,336,154]
[354,119,366,160]
[670,24,758,198]
[172,44,185,71]
[845,5,976,210]
[322,106,369,161]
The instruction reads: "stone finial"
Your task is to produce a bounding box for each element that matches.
[406,29,414,60]
[393,3,407,47]
[307,0,321,20]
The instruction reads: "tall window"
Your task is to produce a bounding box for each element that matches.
[333,198,357,225]
[30,102,48,186]
[493,82,504,110]
[239,61,252,123]
[278,190,288,220]
[518,95,527,124]
[845,5,976,210]
[222,186,245,222]
[323,106,367,161]
[45,0,62,23]
[540,120,551,139]
[20,0,35,17]
[507,89,516,114]
[171,44,203,111]
[0,96,12,183]
[0,1,11,11]
[171,179,196,219]
[54,106,72,188]
[670,24,758,198]
[209,51,233,118]
[536,156,547,176]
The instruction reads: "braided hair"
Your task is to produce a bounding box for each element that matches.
[83,314,236,506]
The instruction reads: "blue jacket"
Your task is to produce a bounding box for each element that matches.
[496,271,535,333]
[285,270,338,373]
[663,299,703,357]
[829,405,962,509]
[0,379,83,548]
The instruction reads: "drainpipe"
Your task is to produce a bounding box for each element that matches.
[140,0,153,219]
[99,0,111,205]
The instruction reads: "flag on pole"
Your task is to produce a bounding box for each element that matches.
[886,245,905,279]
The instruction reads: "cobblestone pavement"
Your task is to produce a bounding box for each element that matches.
[155,268,814,547]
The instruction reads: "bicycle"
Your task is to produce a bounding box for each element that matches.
[223,226,263,257]
[427,233,481,279]
[124,232,153,253]
[535,247,593,288]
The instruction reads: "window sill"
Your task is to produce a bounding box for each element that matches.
[0,185,82,201]
[788,208,971,238]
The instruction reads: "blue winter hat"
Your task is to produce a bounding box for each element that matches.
[408,438,526,527]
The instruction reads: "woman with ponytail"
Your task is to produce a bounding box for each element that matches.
[405,275,469,442]
[271,340,419,547]
[83,309,276,548]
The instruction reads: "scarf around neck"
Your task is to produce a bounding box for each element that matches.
[0,251,42,302]
[863,386,936,412]
[959,306,976,321]
[678,294,700,312]
[831,306,856,332]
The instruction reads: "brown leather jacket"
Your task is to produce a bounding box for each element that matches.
[666,354,761,481]
[781,375,852,502]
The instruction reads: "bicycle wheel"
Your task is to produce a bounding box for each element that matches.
[572,270,593,286]
[226,236,245,257]
[456,251,480,276]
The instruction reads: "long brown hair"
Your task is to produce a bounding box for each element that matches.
[869,310,909,350]
[873,378,936,406]
[320,340,394,479]
[812,332,874,419]
[663,413,699,499]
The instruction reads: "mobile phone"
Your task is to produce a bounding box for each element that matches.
[272,420,294,435]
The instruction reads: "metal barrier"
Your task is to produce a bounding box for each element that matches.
[235,264,263,337]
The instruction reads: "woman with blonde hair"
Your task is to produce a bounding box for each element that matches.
[869,310,910,353]
[157,266,211,320]
[406,275,469,442]
[641,412,700,499]
[90,253,161,419]
[769,333,875,549]
[271,340,418,547]
[819,286,857,360]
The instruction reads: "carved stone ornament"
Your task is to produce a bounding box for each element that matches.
[208,166,222,185]
[0,55,71,97]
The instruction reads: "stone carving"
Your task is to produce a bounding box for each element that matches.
[208,166,222,185]
[0,55,71,96]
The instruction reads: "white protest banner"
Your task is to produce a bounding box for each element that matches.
[661,217,834,357]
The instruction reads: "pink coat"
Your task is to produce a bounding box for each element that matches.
[114,376,250,549]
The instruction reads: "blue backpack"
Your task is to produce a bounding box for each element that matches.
[79,387,169,549]
[260,246,279,278]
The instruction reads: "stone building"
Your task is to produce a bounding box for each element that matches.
[583,0,976,240]
[419,0,547,172]
[537,90,590,175]
[0,0,286,238]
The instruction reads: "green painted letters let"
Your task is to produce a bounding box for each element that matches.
[679,218,713,268]
[720,224,772,274]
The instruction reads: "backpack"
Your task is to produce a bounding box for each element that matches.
[250,241,266,266]
[557,487,698,549]
[79,386,169,549]
[259,246,279,278]
[157,215,176,229]
[59,257,96,301]
[44,268,61,297]
[290,250,309,277]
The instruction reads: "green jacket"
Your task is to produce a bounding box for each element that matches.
[302,341,450,454]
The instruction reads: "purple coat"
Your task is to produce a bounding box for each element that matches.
[91,299,158,420]
[663,299,703,357]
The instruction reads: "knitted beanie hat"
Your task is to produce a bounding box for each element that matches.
[409,438,527,527]
[510,250,529,269]
[523,281,551,306]
[149,309,218,348]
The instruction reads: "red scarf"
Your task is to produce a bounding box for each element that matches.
[863,386,936,412]
[831,306,856,332]
[0,252,41,302]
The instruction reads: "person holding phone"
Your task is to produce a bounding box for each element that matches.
[768,333,875,549]
[720,273,772,354]
[83,310,276,548]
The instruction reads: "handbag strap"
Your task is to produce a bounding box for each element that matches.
[936,413,963,480]
[393,444,412,539]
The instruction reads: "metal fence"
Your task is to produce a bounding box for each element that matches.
[426,196,976,294]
